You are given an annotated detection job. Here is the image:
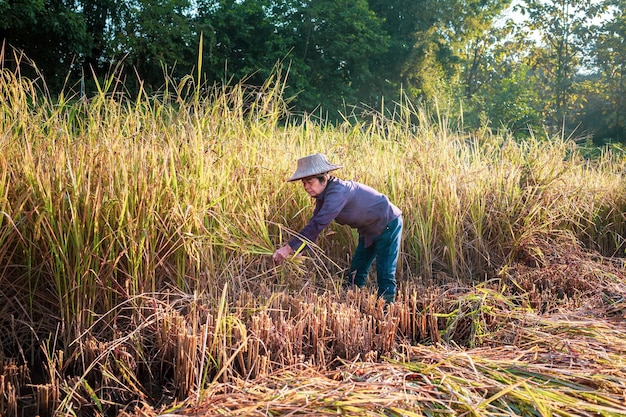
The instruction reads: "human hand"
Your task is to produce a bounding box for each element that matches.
[272,245,294,265]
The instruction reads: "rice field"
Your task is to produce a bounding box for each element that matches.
[1,68,625,416]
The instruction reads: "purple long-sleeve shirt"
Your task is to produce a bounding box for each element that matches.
[288,177,402,252]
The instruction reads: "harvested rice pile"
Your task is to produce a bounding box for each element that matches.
[123,236,626,417]
[152,324,626,416]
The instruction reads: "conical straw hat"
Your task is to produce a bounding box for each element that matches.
[287,153,343,182]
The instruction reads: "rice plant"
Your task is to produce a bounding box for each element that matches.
[1,60,625,416]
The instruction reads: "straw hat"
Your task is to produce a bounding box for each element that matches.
[287,153,343,182]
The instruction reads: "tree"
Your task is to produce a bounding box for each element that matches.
[460,4,565,134]
[285,0,388,113]
[195,0,282,87]
[368,0,511,107]
[518,0,607,133]
[196,0,388,115]
[462,19,544,134]
[0,0,91,91]
[593,0,626,142]
[108,0,198,91]
[80,0,120,75]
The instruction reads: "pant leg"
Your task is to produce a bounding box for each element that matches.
[374,216,402,302]
[347,236,376,288]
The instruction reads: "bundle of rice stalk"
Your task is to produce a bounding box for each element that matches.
[398,340,626,416]
[158,364,450,417]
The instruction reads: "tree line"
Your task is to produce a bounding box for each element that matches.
[1,0,624,143]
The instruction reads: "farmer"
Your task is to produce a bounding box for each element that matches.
[272,153,402,303]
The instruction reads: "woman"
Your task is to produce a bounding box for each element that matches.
[272,153,402,303]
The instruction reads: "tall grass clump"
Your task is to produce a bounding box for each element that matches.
[0,60,625,416]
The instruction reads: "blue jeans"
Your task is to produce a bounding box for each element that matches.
[346,216,402,303]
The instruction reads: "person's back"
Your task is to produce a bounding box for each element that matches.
[321,177,401,246]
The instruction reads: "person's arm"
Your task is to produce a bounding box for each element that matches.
[287,185,348,252]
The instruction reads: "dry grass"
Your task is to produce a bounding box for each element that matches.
[122,275,626,417]
[158,332,626,417]
[132,239,625,417]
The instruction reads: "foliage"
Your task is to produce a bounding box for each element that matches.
[592,0,626,142]
[281,0,388,114]
[0,0,91,91]
[0,0,511,116]
[368,0,511,106]
[2,0,626,142]
[195,0,279,86]
[514,0,607,134]
[4,0,626,143]
[111,0,199,90]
